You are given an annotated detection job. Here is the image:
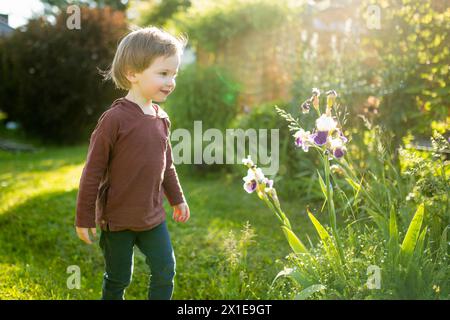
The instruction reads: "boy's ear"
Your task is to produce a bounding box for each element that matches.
[125,69,139,84]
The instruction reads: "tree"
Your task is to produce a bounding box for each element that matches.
[0,6,128,144]
[40,0,129,15]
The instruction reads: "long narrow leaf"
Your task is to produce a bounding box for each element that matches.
[307,208,338,261]
[388,205,399,260]
[294,284,326,300]
[320,199,327,213]
[400,203,425,263]
[271,267,313,288]
[344,174,364,201]
[389,205,399,243]
[281,226,309,254]
[414,227,427,262]
[366,208,389,238]
[439,226,448,259]
[317,169,328,201]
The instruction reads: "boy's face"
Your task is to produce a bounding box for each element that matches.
[128,54,180,102]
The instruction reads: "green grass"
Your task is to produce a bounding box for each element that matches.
[0,144,315,300]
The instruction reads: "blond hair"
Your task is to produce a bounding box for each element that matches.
[103,26,188,90]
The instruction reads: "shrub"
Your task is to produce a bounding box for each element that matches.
[166,63,239,131]
[239,89,449,299]
[178,0,292,53]
[165,64,240,172]
[0,6,128,144]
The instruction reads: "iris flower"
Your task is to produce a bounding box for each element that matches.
[242,169,259,193]
[326,90,338,115]
[294,128,313,151]
[312,88,320,110]
[300,100,311,114]
[242,155,275,194]
[242,155,254,167]
[242,157,266,193]
[328,137,347,159]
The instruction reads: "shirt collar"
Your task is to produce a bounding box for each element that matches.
[117,97,169,119]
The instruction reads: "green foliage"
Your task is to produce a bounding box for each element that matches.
[138,0,192,28]
[399,131,450,253]
[41,0,129,13]
[307,209,345,280]
[0,7,127,144]
[164,64,239,172]
[177,0,294,52]
[166,64,239,131]
[362,0,450,141]
[281,225,309,255]
[251,95,449,299]
[273,206,448,299]
[400,203,425,264]
[291,0,449,157]
[0,145,313,299]
[215,221,258,299]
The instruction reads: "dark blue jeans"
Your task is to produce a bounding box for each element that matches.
[99,220,176,300]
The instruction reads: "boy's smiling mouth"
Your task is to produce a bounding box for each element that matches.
[160,89,171,95]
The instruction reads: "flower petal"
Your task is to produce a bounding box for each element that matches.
[243,180,257,193]
[333,147,345,158]
[313,131,328,146]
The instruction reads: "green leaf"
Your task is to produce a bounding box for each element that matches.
[400,203,425,263]
[272,267,296,286]
[345,177,357,190]
[307,208,338,261]
[414,227,427,261]
[320,199,327,213]
[317,169,327,200]
[388,206,400,269]
[438,226,448,260]
[345,177,361,195]
[295,284,326,300]
[367,208,389,238]
[389,205,398,240]
[271,267,312,288]
[281,226,309,254]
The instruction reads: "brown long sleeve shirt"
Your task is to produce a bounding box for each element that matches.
[75,97,185,231]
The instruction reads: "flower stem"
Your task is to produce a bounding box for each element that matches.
[323,153,345,264]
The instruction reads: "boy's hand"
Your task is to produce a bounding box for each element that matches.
[173,202,190,223]
[76,227,97,244]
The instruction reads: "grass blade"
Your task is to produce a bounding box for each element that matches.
[281,226,309,254]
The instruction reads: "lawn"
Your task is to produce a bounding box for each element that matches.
[0,144,315,299]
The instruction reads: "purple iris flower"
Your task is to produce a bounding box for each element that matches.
[338,129,348,143]
[243,179,257,193]
[333,147,345,158]
[294,129,312,151]
[312,131,328,146]
[263,178,274,189]
[300,100,311,114]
